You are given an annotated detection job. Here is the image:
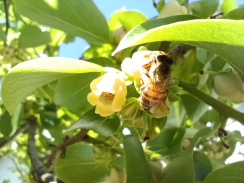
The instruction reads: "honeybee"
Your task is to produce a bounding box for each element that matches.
[140,51,173,112]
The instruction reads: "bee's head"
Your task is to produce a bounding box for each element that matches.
[157,53,173,65]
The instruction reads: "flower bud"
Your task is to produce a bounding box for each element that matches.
[121,98,143,123]
[112,27,127,44]
[106,168,126,183]
[93,145,112,162]
[105,136,119,148]
[158,0,187,19]
[213,71,244,102]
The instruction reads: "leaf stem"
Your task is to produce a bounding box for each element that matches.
[178,80,244,124]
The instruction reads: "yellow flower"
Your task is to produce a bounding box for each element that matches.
[158,0,187,19]
[87,72,127,117]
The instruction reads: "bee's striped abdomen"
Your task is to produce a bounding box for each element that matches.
[140,86,167,110]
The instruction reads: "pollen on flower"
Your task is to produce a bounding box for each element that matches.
[102,92,115,100]
[87,72,127,117]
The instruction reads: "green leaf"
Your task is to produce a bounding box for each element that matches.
[193,151,213,181]
[2,57,103,115]
[221,0,238,14]
[146,127,186,155]
[188,0,219,18]
[113,15,198,55]
[113,19,244,78]
[55,143,109,183]
[0,111,12,137]
[86,57,116,68]
[109,10,147,31]
[161,128,212,183]
[181,94,208,123]
[14,0,109,45]
[203,161,244,183]
[54,73,99,113]
[222,7,244,20]
[65,107,120,136]
[123,135,152,183]
[11,104,22,131]
[156,0,165,13]
[18,25,51,48]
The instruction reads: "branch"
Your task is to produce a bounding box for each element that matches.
[178,80,244,124]
[27,116,63,183]
[46,128,89,170]
[3,0,9,44]
[0,123,29,149]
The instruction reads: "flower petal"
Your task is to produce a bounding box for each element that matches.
[113,77,127,95]
[111,86,126,112]
[87,92,100,106]
[97,72,117,93]
[95,100,114,117]
[90,75,103,91]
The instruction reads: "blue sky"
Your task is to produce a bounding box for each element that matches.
[59,0,243,59]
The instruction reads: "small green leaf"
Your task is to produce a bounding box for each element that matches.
[222,7,244,19]
[123,135,153,183]
[0,111,12,137]
[146,127,186,155]
[54,73,100,113]
[188,0,219,18]
[161,128,211,183]
[11,104,22,131]
[193,151,213,181]
[204,161,244,183]
[221,0,238,14]
[65,107,120,136]
[156,0,165,13]
[109,11,147,31]
[181,94,208,123]
[2,57,103,115]
[18,25,51,48]
[55,144,109,183]
[113,19,244,78]
[14,0,109,45]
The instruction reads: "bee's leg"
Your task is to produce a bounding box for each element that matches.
[162,89,169,107]
[153,56,157,64]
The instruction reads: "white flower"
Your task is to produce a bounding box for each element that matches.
[158,0,187,19]
[87,72,127,117]
[213,71,244,102]
[122,50,161,85]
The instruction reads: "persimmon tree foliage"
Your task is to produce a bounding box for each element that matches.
[1,0,244,183]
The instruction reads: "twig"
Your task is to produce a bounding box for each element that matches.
[178,80,244,124]
[46,129,89,170]
[27,116,60,183]
[0,123,29,149]
[3,0,9,45]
